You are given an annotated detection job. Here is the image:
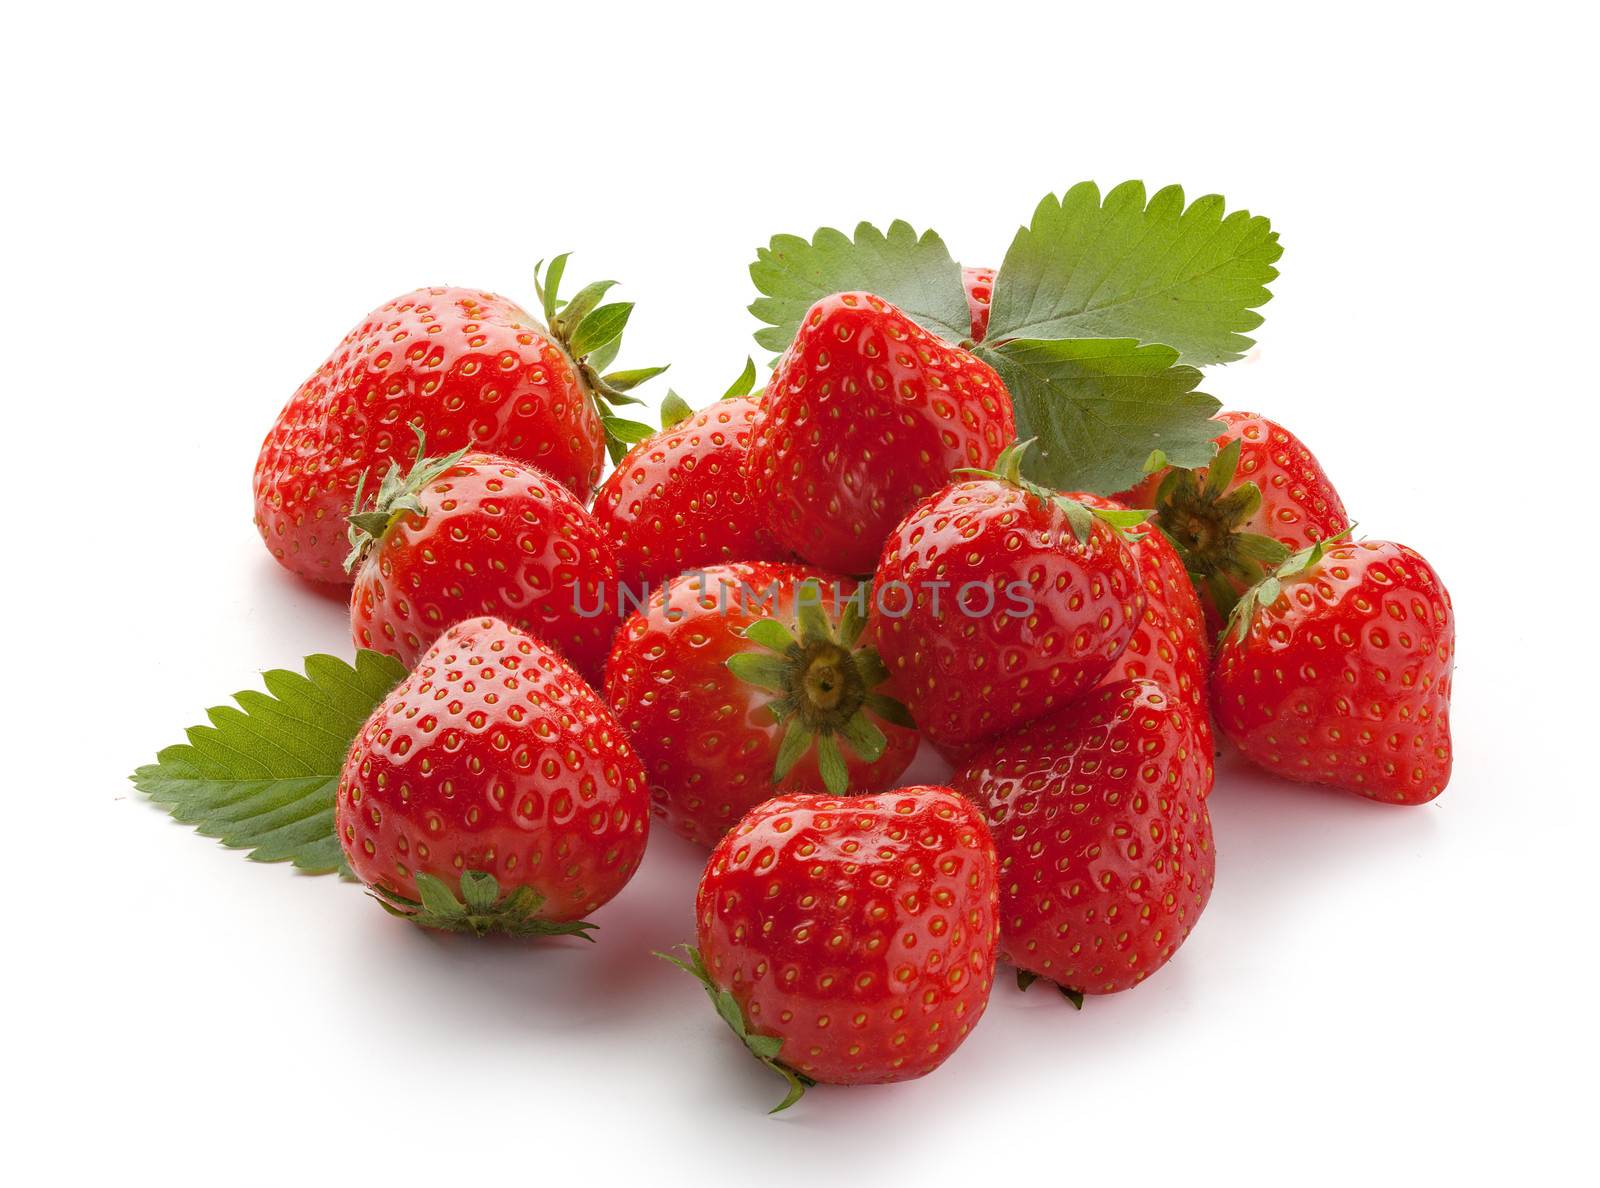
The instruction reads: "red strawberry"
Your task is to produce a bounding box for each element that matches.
[605,563,918,846]
[665,785,999,1109]
[336,617,650,934]
[255,263,661,583]
[591,393,788,588]
[1212,538,1454,804]
[1074,492,1213,752]
[745,292,1015,576]
[955,678,1215,999]
[962,266,995,340]
[870,443,1146,752]
[1118,411,1349,630]
[346,441,619,684]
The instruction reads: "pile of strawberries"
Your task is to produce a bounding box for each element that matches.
[243,255,1454,1109]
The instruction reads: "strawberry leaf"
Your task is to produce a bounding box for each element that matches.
[749,220,969,352]
[986,181,1281,364]
[974,337,1221,494]
[129,650,407,875]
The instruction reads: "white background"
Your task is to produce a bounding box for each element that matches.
[7,2,1595,1183]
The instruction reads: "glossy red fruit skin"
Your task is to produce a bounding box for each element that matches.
[746,292,1015,576]
[1074,493,1213,752]
[590,397,789,588]
[962,266,995,341]
[605,563,919,847]
[870,479,1145,751]
[255,287,602,584]
[336,617,650,920]
[350,454,619,684]
[1212,541,1454,804]
[956,679,1215,995]
[696,787,999,1085]
[1119,411,1349,631]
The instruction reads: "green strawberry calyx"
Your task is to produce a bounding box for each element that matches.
[657,945,814,1113]
[1147,438,1294,618]
[343,425,468,574]
[959,438,1151,545]
[659,357,762,431]
[1015,968,1085,1009]
[1222,525,1358,645]
[726,579,914,797]
[368,869,597,940]
[533,253,669,463]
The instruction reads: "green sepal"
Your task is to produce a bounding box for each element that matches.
[657,945,814,1113]
[534,253,570,323]
[343,425,469,574]
[602,416,657,464]
[959,438,1151,545]
[725,651,789,693]
[534,254,668,461]
[1224,524,1357,644]
[603,365,671,393]
[723,357,759,400]
[1016,967,1085,1008]
[369,870,596,940]
[660,390,694,428]
[772,716,815,782]
[568,301,634,359]
[727,582,916,793]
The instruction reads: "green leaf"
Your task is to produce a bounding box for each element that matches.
[986,181,1281,364]
[660,390,694,428]
[975,337,1221,494]
[749,220,969,352]
[129,650,409,874]
[839,712,887,764]
[568,301,634,358]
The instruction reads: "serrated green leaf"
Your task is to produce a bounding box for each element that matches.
[129,650,409,874]
[986,181,1281,364]
[976,337,1221,494]
[569,301,633,359]
[749,220,969,352]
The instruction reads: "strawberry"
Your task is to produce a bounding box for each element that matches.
[1212,537,1454,804]
[664,785,999,1109]
[254,261,663,583]
[346,438,619,684]
[591,384,788,589]
[870,442,1146,752]
[955,678,1215,999]
[1118,411,1349,631]
[745,292,1015,576]
[604,563,918,846]
[1075,492,1213,752]
[962,266,995,340]
[336,617,650,934]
